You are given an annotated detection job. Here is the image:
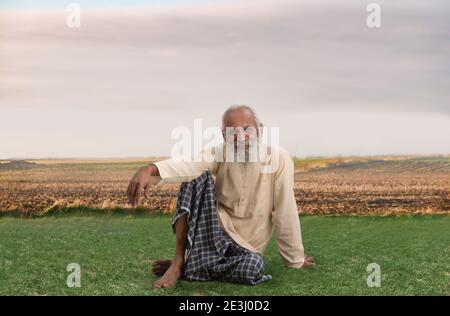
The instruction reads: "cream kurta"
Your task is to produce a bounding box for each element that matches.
[153,144,305,268]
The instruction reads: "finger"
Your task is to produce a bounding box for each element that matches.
[151,267,162,272]
[303,261,314,268]
[127,181,133,204]
[144,185,150,200]
[152,270,163,276]
[152,267,166,273]
[133,184,143,207]
[307,258,316,266]
[135,185,142,206]
[151,264,164,269]
[152,260,165,267]
[130,183,138,206]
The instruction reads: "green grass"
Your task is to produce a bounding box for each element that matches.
[0,214,448,295]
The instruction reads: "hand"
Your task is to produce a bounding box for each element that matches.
[302,256,315,268]
[127,164,157,207]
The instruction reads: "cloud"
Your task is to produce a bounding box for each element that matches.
[1,0,449,114]
[0,0,449,157]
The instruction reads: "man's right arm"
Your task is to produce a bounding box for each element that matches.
[127,148,217,207]
[126,163,160,207]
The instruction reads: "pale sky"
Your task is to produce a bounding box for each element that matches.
[1,0,449,159]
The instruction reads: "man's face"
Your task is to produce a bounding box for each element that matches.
[223,108,259,159]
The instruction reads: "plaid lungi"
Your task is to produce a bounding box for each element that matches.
[172,171,272,285]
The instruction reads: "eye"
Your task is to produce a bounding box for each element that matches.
[244,126,256,134]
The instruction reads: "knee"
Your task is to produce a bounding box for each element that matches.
[234,253,265,283]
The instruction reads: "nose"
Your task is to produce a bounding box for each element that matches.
[233,130,246,142]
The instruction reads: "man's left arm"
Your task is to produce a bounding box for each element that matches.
[271,149,306,268]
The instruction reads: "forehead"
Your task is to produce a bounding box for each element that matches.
[225,108,256,127]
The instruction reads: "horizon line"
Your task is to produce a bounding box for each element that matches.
[1,153,449,162]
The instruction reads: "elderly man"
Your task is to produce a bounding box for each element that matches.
[127,105,315,288]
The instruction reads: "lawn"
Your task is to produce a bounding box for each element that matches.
[0,213,448,295]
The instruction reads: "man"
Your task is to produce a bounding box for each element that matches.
[127,105,315,288]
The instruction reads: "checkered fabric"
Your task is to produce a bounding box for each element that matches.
[172,170,272,285]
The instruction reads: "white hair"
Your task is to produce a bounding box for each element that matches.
[221,105,262,133]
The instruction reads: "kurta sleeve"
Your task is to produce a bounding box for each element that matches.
[153,146,219,183]
[271,149,305,268]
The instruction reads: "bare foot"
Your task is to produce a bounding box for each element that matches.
[151,259,172,276]
[153,261,183,288]
[302,256,316,268]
